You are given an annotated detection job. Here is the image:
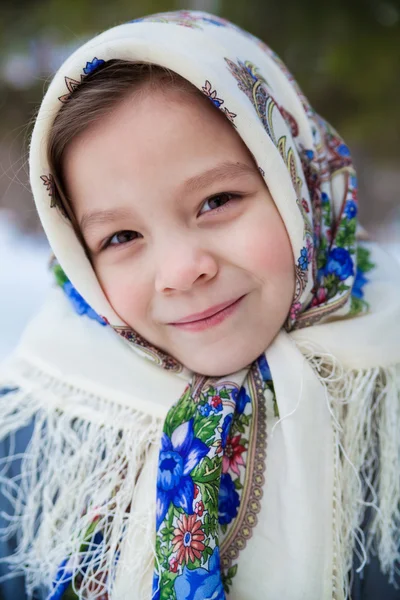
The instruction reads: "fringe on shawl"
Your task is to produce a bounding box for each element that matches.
[1,354,400,600]
[296,342,400,600]
[0,357,162,600]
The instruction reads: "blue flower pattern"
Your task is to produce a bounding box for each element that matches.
[48,558,74,600]
[304,149,314,161]
[198,403,212,417]
[174,548,225,600]
[42,12,378,600]
[210,97,223,108]
[344,200,357,219]
[236,388,250,415]
[257,355,272,381]
[338,143,350,157]
[156,420,208,530]
[153,356,270,599]
[198,399,223,417]
[221,413,233,449]
[63,281,107,326]
[218,473,240,525]
[298,246,309,270]
[321,192,330,204]
[352,268,368,299]
[83,57,105,75]
[48,528,105,599]
[325,247,354,281]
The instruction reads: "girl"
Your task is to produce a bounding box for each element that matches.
[1,9,399,600]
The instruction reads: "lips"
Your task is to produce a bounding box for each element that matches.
[170,297,244,325]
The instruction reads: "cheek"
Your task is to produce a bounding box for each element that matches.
[97,265,150,326]
[235,214,294,284]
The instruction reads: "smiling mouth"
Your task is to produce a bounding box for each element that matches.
[169,296,245,332]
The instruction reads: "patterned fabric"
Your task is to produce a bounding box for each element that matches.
[152,358,270,599]
[51,259,107,326]
[26,9,393,600]
[34,9,375,350]
[38,17,374,592]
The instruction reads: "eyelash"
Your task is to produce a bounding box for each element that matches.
[102,192,241,250]
[197,192,240,216]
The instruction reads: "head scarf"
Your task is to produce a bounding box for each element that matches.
[34,12,366,336]
[20,9,400,600]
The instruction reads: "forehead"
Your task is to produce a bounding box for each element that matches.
[63,87,255,210]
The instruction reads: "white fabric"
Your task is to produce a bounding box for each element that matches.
[291,244,400,370]
[16,288,189,418]
[1,244,399,599]
[29,18,315,322]
[1,9,399,600]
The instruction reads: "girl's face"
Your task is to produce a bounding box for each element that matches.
[64,87,295,375]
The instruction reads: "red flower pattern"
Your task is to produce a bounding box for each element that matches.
[210,395,222,409]
[222,435,246,476]
[172,514,205,564]
[194,500,204,517]
[169,557,178,573]
[311,287,328,307]
[301,198,310,213]
[290,301,302,321]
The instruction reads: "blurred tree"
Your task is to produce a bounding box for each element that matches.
[0,0,399,235]
[1,0,399,161]
[222,0,400,162]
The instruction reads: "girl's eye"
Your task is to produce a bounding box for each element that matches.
[198,193,237,215]
[105,230,141,248]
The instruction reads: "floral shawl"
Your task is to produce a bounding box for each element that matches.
[0,9,400,600]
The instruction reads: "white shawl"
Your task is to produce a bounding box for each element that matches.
[1,243,399,600]
[1,10,400,600]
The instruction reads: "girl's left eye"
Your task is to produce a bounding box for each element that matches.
[102,230,142,250]
[198,193,238,215]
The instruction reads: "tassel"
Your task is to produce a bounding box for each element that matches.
[295,341,400,598]
[0,357,162,599]
[1,352,399,599]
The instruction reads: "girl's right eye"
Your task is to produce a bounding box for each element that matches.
[104,230,142,249]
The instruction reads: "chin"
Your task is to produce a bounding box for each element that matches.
[181,344,266,377]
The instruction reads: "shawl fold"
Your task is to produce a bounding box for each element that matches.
[0,9,399,600]
[0,243,399,599]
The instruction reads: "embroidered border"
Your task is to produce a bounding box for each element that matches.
[220,362,268,575]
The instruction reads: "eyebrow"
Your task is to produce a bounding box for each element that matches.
[182,161,259,194]
[80,207,133,235]
[79,161,259,235]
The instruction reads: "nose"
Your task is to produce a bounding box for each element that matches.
[154,237,218,293]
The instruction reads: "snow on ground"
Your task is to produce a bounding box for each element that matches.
[0,211,399,363]
[0,213,51,361]
[386,244,400,263]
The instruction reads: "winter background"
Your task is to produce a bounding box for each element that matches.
[0,0,399,361]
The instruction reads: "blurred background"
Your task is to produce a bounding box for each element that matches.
[0,0,399,359]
